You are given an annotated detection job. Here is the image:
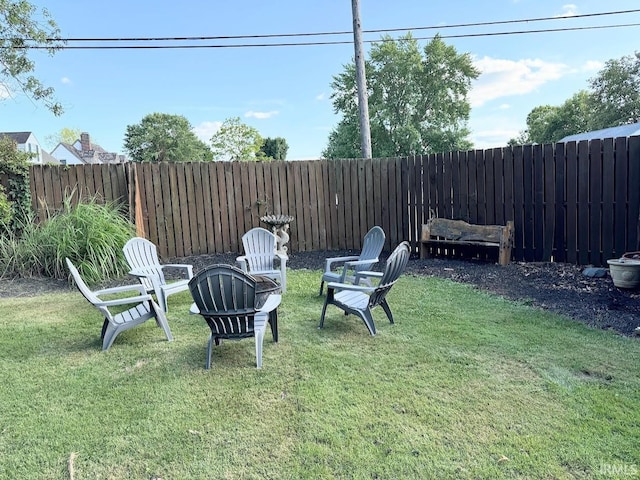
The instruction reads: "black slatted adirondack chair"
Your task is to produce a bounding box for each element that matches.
[319,241,410,336]
[188,265,281,369]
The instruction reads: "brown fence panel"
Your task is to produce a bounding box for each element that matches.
[601,139,615,261]
[577,141,590,265]
[589,140,603,265]
[628,136,640,252]
[543,143,555,262]
[24,139,640,265]
[553,143,566,262]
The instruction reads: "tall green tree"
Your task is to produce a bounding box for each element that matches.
[123,113,213,162]
[260,137,288,160]
[589,51,640,129]
[323,34,479,159]
[210,117,265,161]
[1,1,64,115]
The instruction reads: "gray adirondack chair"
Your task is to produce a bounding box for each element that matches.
[236,227,287,292]
[319,226,386,295]
[318,241,410,336]
[188,264,281,369]
[65,258,173,350]
[123,237,194,313]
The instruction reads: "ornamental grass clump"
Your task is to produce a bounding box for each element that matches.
[0,194,135,283]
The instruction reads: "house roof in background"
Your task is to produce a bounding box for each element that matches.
[560,122,640,142]
[0,131,32,144]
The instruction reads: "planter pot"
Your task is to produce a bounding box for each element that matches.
[607,258,640,289]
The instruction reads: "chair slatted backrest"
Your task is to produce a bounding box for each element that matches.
[189,265,258,339]
[123,238,166,291]
[242,228,277,272]
[357,226,386,272]
[65,258,112,321]
[369,242,411,308]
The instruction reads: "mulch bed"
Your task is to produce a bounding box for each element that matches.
[1,250,638,337]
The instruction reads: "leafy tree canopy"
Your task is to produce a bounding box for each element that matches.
[0,135,32,230]
[589,51,640,129]
[260,137,288,160]
[510,52,640,145]
[323,34,479,159]
[0,0,64,115]
[210,117,265,161]
[123,113,213,162]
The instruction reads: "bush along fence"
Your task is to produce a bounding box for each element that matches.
[22,135,640,267]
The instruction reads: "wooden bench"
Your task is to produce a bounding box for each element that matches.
[420,218,514,266]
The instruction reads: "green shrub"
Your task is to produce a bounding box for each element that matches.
[0,185,11,229]
[0,195,135,283]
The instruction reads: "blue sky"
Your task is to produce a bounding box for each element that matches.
[1,0,638,159]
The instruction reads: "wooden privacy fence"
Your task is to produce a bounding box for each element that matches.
[27,136,640,266]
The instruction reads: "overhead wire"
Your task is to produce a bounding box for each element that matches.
[17,22,640,50]
[11,8,640,49]
[28,8,640,42]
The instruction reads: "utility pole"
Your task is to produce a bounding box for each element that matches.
[351,0,372,159]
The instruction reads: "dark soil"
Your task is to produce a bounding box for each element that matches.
[1,250,638,337]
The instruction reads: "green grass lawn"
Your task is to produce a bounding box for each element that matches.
[0,269,638,479]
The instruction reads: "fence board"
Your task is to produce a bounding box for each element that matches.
[628,136,640,251]
[543,143,555,262]
[589,140,603,265]
[553,143,566,262]
[458,151,469,222]
[533,144,544,261]
[308,162,320,251]
[577,141,590,265]
[467,151,478,224]
[493,148,505,226]
[565,142,578,263]
[485,148,496,224]
[601,139,615,261]
[522,145,534,262]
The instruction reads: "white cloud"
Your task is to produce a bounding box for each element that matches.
[582,60,604,72]
[469,56,569,107]
[471,128,522,149]
[315,92,326,101]
[244,110,279,119]
[61,77,72,85]
[497,103,510,110]
[192,121,222,144]
[555,4,578,17]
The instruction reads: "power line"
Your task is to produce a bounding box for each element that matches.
[16,22,640,50]
[29,8,640,43]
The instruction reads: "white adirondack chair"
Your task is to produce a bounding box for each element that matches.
[318,241,410,336]
[65,258,173,350]
[319,226,386,295]
[123,237,194,313]
[236,227,287,292]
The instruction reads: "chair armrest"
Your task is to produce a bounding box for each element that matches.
[354,270,383,285]
[258,294,281,313]
[128,267,161,278]
[162,263,194,278]
[236,256,249,272]
[275,253,288,266]
[94,284,148,296]
[324,255,359,271]
[327,282,375,293]
[339,259,379,283]
[95,292,155,307]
